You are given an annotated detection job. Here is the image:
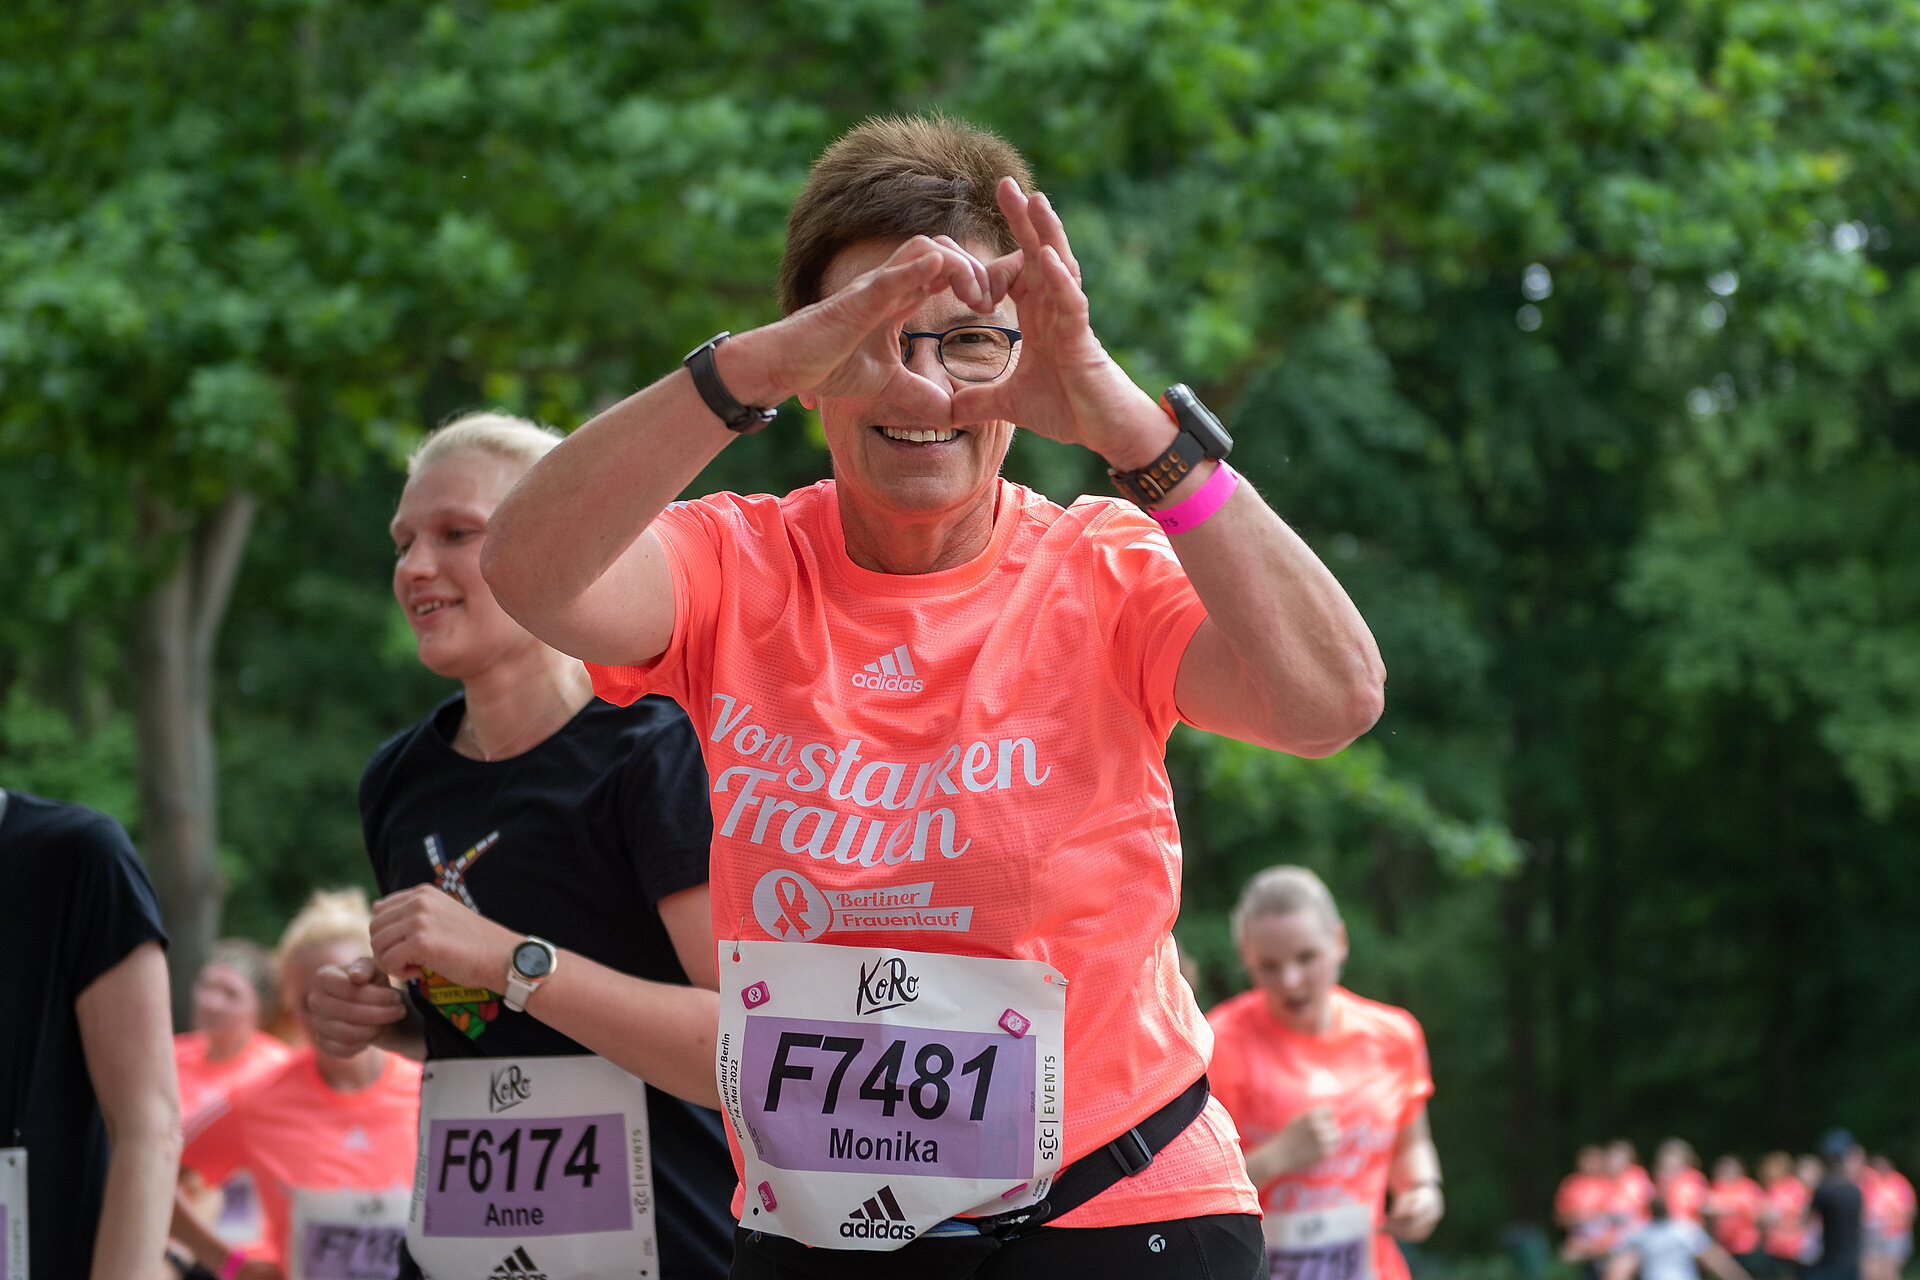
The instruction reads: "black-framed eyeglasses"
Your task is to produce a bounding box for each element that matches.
[899,325,1022,383]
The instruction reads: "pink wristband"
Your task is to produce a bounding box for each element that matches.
[1148,460,1240,535]
[220,1251,248,1280]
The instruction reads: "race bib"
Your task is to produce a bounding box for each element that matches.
[1,1148,25,1280]
[289,1187,407,1280]
[1263,1202,1375,1280]
[718,939,1068,1251]
[408,1056,656,1280]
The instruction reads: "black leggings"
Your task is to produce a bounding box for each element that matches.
[729,1213,1264,1280]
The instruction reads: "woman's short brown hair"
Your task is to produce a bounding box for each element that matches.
[779,114,1036,315]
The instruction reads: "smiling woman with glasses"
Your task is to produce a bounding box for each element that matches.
[484,114,1386,1280]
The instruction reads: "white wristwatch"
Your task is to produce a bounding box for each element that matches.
[503,936,558,1013]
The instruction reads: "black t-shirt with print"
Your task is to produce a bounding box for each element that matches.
[0,790,168,1280]
[360,693,732,1278]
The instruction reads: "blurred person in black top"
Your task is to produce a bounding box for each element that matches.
[0,789,179,1279]
[1807,1131,1865,1280]
[305,413,731,1280]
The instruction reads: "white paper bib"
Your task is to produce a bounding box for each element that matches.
[288,1186,408,1280]
[717,939,1068,1251]
[407,1055,657,1280]
[1,1148,26,1280]
[1262,1200,1375,1280]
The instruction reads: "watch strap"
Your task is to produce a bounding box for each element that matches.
[1109,384,1232,506]
[684,332,778,434]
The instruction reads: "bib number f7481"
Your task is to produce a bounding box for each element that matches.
[718,940,1067,1251]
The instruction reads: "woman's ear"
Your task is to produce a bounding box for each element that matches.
[798,390,819,410]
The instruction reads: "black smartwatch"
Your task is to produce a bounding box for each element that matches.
[683,331,778,434]
[1108,383,1234,506]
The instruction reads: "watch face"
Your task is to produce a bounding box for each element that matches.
[513,941,554,979]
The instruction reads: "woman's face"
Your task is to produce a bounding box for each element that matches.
[191,961,260,1038]
[810,238,1020,527]
[391,449,539,680]
[1239,908,1348,1031]
[281,939,369,1048]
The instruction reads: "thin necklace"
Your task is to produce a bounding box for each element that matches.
[459,667,590,762]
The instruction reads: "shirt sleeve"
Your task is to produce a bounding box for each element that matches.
[59,808,167,995]
[1080,499,1210,741]
[1399,1012,1435,1128]
[588,499,727,710]
[610,702,715,904]
[179,1097,246,1185]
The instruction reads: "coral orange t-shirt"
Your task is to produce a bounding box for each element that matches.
[1559,1172,1618,1254]
[588,479,1258,1228]
[181,1048,422,1265]
[1206,987,1435,1280]
[1764,1176,1811,1259]
[1866,1169,1915,1237]
[1706,1174,1765,1254]
[1662,1167,1709,1223]
[175,1030,292,1127]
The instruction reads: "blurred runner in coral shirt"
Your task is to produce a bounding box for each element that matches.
[1209,867,1441,1280]
[1862,1155,1914,1280]
[1610,1142,1657,1238]
[174,892,421,1280]
[173,940,293,1257]
[1705,1155,1766,1269]
[1760,1151,1812,1278]
[176,939,291,1122]
[1660,1140,1711,1224]
[1562,1146,1621,1276]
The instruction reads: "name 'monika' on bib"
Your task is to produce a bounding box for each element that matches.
[718,940,1067,1250]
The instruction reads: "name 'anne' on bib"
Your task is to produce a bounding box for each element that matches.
[408,1055,658,1280]
[718,939,1068,1251]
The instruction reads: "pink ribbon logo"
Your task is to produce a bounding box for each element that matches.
[773,876,809,937]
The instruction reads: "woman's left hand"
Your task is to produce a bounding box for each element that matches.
[1385,1184,1445,1242]
[370,884,518,992]
[950,178,1174,472]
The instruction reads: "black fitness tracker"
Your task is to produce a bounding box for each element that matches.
[683,331,778,434]
[1108,383,1235,506]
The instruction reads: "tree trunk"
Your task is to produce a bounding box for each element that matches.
[1503,852,1541,1222]
[134,491,255,1025]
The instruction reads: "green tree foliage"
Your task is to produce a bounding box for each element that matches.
[2,0,1916,1251]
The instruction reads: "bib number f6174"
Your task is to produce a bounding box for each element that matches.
[408,1055,657,1280]
[718,941,1067,1251]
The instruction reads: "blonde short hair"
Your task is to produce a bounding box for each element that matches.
[274,888,373,978]
[1230,865,1342,946]
[406,411,563,478]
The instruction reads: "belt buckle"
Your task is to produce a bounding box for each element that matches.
[1107,1126,1155,1177]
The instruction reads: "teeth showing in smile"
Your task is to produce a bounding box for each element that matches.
[880,426,958,444]
[414,601,452,616]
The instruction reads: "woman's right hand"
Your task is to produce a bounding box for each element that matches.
[726,235,1001,423]
[1256,1106,1343,1179]
[307,957,407,1056]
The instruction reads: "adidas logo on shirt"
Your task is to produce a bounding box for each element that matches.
[850,644,925,693]
[489,1246,548,1278]
[342,1126,371,1151]
[840,1184,917,1241]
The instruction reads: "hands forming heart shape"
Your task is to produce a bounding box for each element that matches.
[770,177,1166,466]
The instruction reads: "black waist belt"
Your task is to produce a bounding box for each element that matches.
[972,1074,1210,1238]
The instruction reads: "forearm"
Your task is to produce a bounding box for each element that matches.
[1245,1139,1311,1186]
[1172,467,1386,754]
[483,358,743,659]
[171,1186,235,1271]
[89,1121,182,1280]
[1389,1132,1442,1194]
[526,951,721,1109]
